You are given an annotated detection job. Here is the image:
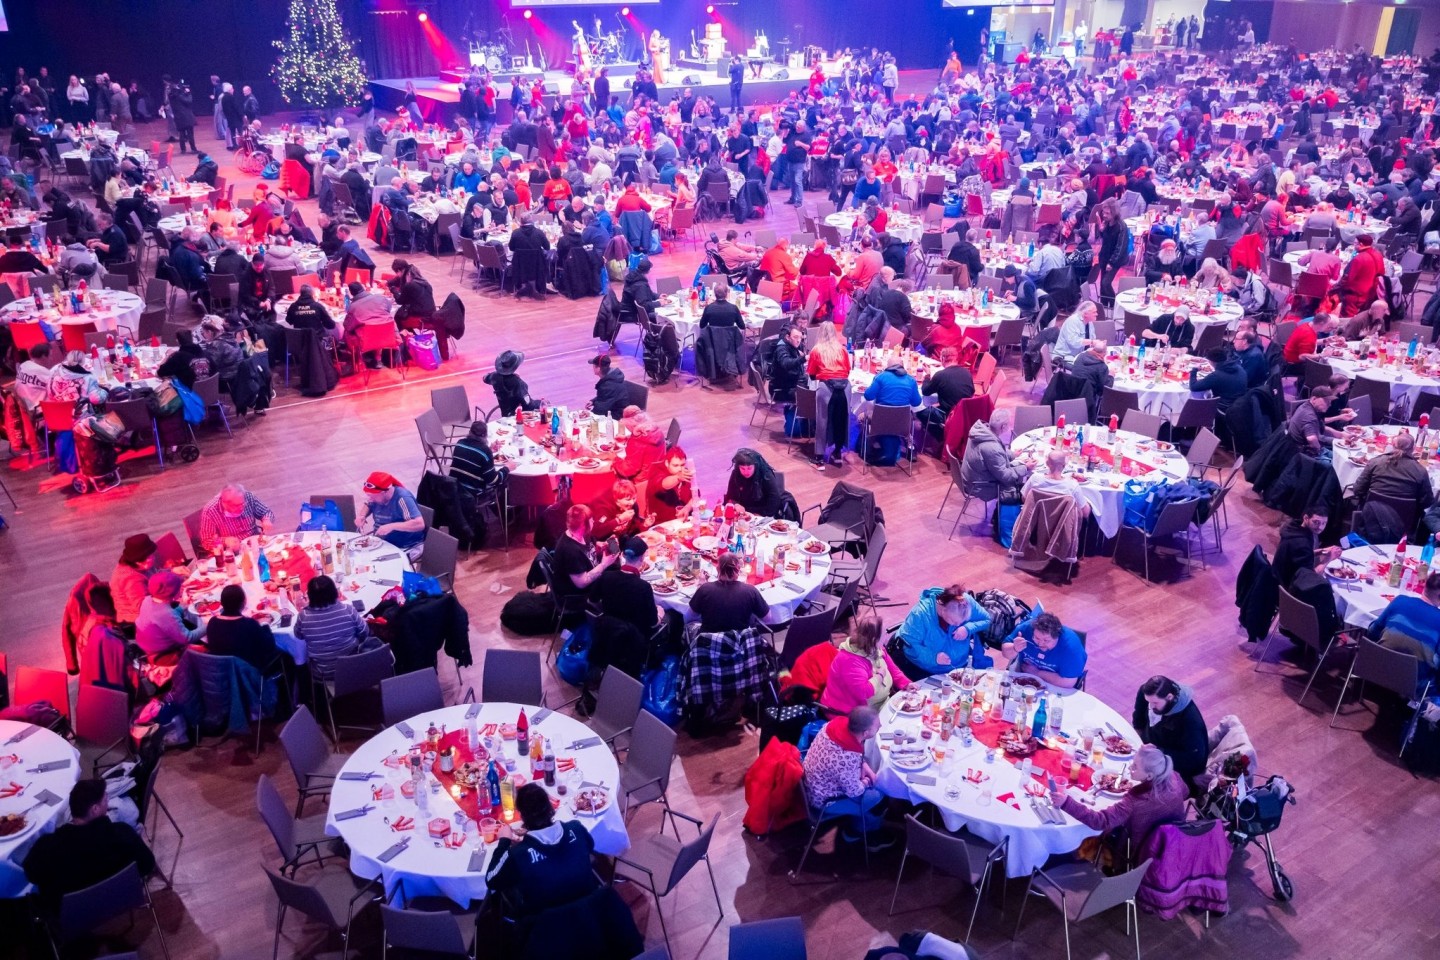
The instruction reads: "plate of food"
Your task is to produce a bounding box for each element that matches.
[1155,441,1173,452]
[188,574,226,591]
[1093,772,1137,797]
[573,457,604,471]
[453,759,489,786]
[1010,675,1044,691]
[889,748,931,771]
[1103,734,1136,760]
[653,581,679,595]
[252,612,276,626]
[639,530,666,547]
[572,787,609,816]
[594,441,616,453]
[349,535,383,552]
[768,520,792,534]
[691,536,722,552]
[998,730,1041,757]
[802,539,829,555]
[893,689,927,715]
[0,812,31,839]
[1326,561,1360,581]
[193,599,222,616]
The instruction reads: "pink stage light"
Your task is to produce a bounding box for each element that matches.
[523,9,533,20]
[706,5,715,14]
[417,12,428,22]
[621,6,630,14]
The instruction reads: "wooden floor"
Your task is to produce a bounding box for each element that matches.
[2,116,1438,960]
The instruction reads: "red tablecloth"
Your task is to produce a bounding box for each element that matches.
[928,713,1097,790]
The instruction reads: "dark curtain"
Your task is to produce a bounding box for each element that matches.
[360,1,441,80]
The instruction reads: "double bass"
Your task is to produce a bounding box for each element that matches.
[572,20,593,72]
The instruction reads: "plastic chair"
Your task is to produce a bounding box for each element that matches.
[279,705,349,816]
[109,398,165,469]
[1052,397,1088,428]
[74,684,133,776]
[587,668,645,748]
[47,863,169,960]
[1184,427,1222,478]
[891,814,1007,943]
[621,709,676,818]
[356,324,406,384]
[257,773,336,875]
[792,776,872,877]
[308,494,357,533]
[1330,638,1433,754]
[264,862,376,960]
[418,527,459,589]
[380,901,479,958]
[480,649,543,707]
[380,667,445,727]
[1013,859,1152,960]
[823,523,888,617]
[612,810,722,957]
[15,665,70,721]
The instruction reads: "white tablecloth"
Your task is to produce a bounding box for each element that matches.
[0,721,82,898]
[1113,289,1241,331]
[325,703,628,906]
[639,516,831,624]
[181,532,411,665]
[1332,426,1440,496]
[1283,248,1399,280]
[824,210,923,244]
[874,673,1139,878]
[1100,348,1213,421]
[653,293,782,343]
[0,290,144,334]
[907,292,1021,329]
[1011,427,1192,538]
[488,414,624,481]
[1324,355,1440,414]
[1328,544,1427,630]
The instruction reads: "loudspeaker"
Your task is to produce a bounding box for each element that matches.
[718,57,731,79]
[682,75,701,86]
[774,68,789,81]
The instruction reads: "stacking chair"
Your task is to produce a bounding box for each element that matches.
[823,523,888,617]
[891,814,1008,943]
[257,773,337,876]
[278,704,348,816]
[611,810,722,957]
[1256,585,1361,709]
[379,901,479,958]
[1114,498,1200,583]
[1096,387,1140,427]
[585,667,645,748]
[418,527,459,589]
[264,863,377,960]
[620,709,676,819]
[14,666,70,722]
[45,864,170,960]
[1013,859,1153,960]
[380,667,444,727]
[1120,409,1163,440]
[728,917,807,960]
[792,777,871,877]
[74,684,133,776]
[777,607,839,672]
[429,385,476,437]
[1012,404,1054,438]
[1184,426,1222,479]
[415,409,456,474]
[786,387,819,456]
[318,645,396,742]
[1052,397,1088,428]
[192,373,234,438]
[480,649,544,706]
[1330,638,1433,754]
[109,398,164,469]
[861,404,919,477]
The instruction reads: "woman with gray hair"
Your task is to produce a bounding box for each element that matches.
[961,408,1031,504]
[1049,743,1188,853]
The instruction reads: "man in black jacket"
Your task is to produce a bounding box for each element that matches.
[918,345,977,438]
[1070,338,1115,399]
[592,536,662,677]
[1189,347,1248,413]
[620,258,660,322]
[588,354,628,419]
[285,284,336,331]
[24,779,156,910]
[388,259,444,358]
[507,214,553,301]
[768,324,808,403]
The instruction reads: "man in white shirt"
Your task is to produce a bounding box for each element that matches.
[1053,301,1097,365]
[12,342,54,454]
[1023,450,1091,513]
[1024,236,1066,281]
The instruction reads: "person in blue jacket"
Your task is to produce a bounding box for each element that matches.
[862,362,922,465]
[1001,611,1087,688]
[887,585,992,681]
[1366,572,1440,683]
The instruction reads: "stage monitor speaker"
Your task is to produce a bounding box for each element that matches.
[774,68,789,81]
[543,81,562,95]
[682,75,701,85]
[718,57,730,79]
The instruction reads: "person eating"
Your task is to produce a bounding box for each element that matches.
[689,553,769,633]
[356,471,427,560]
[1000,612,1088,689]
[820,617,910,714]
[198,483,275,553]
[644,446,697,524]
[800,705,894,851]
[588,479,650,540]
[1047,743,1188,859]
[1132,675,1209,785]
[724,448,785,517]
[888,584,993,681]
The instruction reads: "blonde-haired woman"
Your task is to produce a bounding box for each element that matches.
[821,617,910,714]
[805,322,852,467]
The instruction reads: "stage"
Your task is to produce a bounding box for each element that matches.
[369,59,808,125]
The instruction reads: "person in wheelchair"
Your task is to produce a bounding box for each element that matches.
[717,229,761,273]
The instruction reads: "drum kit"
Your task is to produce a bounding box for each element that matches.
[467,26,518,72]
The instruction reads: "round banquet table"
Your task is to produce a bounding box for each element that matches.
[1283,248,1400,279]
[179,532,411,666]
[0,290,144,334]
[847,348,944,412]
[873,672,1139,878]
[606,192,673,219]
[207,244,328,275]
[61,146,148,165]
[1327,544,1429,630]
[1332,425,1440,496]
[652,292,783,343]
[637,515,832,623]
[1113,288,1242,331]
[0,720,82,898]
[1323,350,1440,414]
[906,291,1021,329]
[824,209,923,245]
[1100,346,1213,421]
[156,183,216,204]
[274,287,393,325]
[488,412,626,508]
[1011,427,1192,538]
[325,703,629,906]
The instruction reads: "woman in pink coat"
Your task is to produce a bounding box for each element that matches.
[820,617,910,714]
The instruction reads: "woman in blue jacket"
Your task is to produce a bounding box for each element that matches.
[887,584,992,681]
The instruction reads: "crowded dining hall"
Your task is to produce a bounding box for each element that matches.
[4,1,1440,958]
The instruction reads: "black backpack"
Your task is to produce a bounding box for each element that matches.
[499,590,556,636]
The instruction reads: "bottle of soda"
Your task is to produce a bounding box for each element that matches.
[516,708,529,756]
[1388,537,1408,588]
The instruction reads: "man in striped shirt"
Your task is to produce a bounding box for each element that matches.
[198,483,275,553]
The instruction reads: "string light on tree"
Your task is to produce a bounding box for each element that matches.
[271,0,368,109]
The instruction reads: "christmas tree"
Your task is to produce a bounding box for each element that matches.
[271,0,368,109]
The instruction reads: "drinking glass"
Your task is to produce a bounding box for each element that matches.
[977,788,992,806]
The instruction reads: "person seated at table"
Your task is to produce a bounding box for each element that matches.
[1022,449,1092,514]
[1132,675,1209,785]
[767,324,808,406]
[1024,226,1067,282]
[552,504,618,608]
[485,782,600,918]
[861,357,922,463]
[198,316,244,387]
[1272,509,1336,590]
[284,284,335,331]
[1000,612,1088,689]
[889,584,992,681]
[88,210,130,267]
[645,446,697,524]
[612,182,652,215]
[1049,742,1188,855]
[23,779,156,911]
[293,574,375,681]
[357,471,427,561]
[800,239,841,277]
[1188,346,1248,414]
[587,354,629,420]
[923,303,973,358]
[1367,572,1440,684]
[203,584,278,672]
[1338,300,1387,342]
[79,585,132,693]
[610,406,664,493]
[1070,338,1115,399]
[690,553,769,633]
[1140,305,1195,352]
[1053,300,1099,366]
[820,616,910,714]
[759,237,799,302]
[134,570,204,661]
[481,350,538,418]
[700,280,745,330]
[1281,312,1339,375]
[801,705,894,849]
[111,533,162,625]
[1355,431,1436,515]
[1229,328,1268,389]
[1285,385,1346,457]
[717,230,761,273]
[1297,236,1343,283]
[620,257,660,323]
[199,482,275,553]
[450,420,499,496]
[588,479,649,541]
[872,271,915,339]
[960,407,1031,499]
[724,448,785,517]
[943,224,983,286]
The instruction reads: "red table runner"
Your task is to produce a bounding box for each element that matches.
[928,713,1096,790]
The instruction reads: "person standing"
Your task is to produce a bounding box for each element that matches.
[806,322,851,468]
[728,56,745,115]
[784,122,810,208]
[209,74,224,140]
[170,80,196,155]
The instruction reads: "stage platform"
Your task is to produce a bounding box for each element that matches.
[370,61,804,125]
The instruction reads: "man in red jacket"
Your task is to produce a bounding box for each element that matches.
[1337,232,1386,317]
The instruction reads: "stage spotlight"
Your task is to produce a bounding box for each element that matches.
[523,9,533,20]
[621,6,630,15]
[706,5,715,14]
[418,12,428,22]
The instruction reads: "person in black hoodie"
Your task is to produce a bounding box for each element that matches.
[1189,347,1248,413]
[724,447,785,516]
[587,354,628,419]
[23,779,156,910]
[620,258,660,322]
[483,349,538,417]
[767,323,808,404]
[1132,676,1209,786]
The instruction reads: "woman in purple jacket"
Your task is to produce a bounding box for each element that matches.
[1050,743,1188,856]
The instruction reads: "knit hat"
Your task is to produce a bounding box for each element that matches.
[363,471,401,492]
[147,570,183,601]
[120,534,157,565]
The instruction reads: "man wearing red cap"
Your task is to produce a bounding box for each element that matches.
[358,472,427,560]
